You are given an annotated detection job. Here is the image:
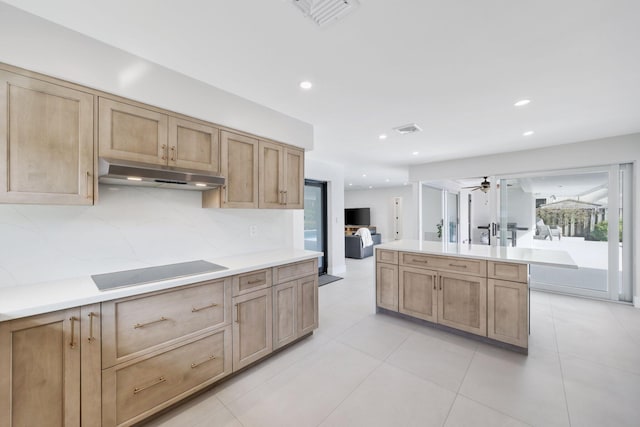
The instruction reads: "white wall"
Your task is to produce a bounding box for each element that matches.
[0,185,293,288]
[304,157,346,275]
[410,133,640,306]
[345,185,418,243]
[0,3,313,150]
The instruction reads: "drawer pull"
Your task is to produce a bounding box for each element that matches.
[192,303,218,313]
[133,376,166,395]
[87,312,97,342]
[191,355,216,369]
[413,259,429,263]
[134,316,168,329]
[69,316,78,349]
[448,263,468,268]
[247,279,263,285]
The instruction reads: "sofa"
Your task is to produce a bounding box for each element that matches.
[345,233,382,259]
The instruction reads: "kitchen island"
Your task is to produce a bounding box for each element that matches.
[375,240,576,353]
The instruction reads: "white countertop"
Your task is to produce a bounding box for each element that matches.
[0,249,321,322]
[376,240,577,268]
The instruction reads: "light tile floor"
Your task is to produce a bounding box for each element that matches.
[146,257,640,427]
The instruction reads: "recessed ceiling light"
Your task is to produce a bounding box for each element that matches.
[379,134,387,140]
[514,99,531,107]
[403,182,408,186]
[362,174,367,177]
[523,130,534,136]
[348,183,353,186]
[385,178,390,182]
[195,183,207,187]
[412,151,419,156]
[127,176,142,181]
[369,186,373,189]
[299,81,313,90]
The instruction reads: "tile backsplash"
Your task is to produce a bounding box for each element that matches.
[0,185,293,288]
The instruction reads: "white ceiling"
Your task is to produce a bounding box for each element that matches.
[6,0,640,189]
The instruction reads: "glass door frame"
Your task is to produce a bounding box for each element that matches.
[304,179,328,275]
[418,182,460,244]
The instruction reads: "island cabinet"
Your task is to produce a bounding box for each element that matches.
[0,304,101,427]
[0,70,95,205]
[98,98,221,173]
[376,248,528,351]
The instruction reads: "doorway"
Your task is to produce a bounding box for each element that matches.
[304,179,328,275]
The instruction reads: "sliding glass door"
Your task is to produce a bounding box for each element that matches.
[496,165,633,301]
[420,184,459,243]
[304,179,327,275]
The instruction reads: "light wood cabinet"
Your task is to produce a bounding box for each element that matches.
[0,71,94,205]
[220,130,259,208]
[376,262,399,311]
[232,268,272,297]
[0,305,101,427]
[232,288,273,370]
[399,266,437,322]
[298,274,319,335]
[437,271,487,336]
[168,116,220,172]
[102,327,231,427]
[273,280,298,349]
[258,140,304,209]
[488,279,528,347]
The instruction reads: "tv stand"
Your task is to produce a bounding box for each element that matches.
[345,225,376,235]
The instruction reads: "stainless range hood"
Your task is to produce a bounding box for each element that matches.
[98,158,225,190]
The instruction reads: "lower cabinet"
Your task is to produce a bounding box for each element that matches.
[399,266,437,322]
[0,304,101,427]
[488,279,528,347]
[376,262,399,311]
[437,271,487,336]
[102,327,232,427]
[232,288,273,371]
[272,274,319,350]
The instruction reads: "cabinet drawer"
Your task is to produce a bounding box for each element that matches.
[102,327,232,427]
[273,259,317,284]
[488,261,528,283]
[376,249,398,264]
[400,252,486,277]
[232,268,272,296]
[102,278,231,368]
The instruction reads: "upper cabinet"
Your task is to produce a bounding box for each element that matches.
[259,141,304,209]
[99,98,220,173]
[219,130,259,208]
[0,71,94,205]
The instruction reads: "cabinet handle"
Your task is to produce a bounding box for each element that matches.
[192,303,218,313]
[439,276,442,291]
[161,144,167,160]
[235,304,240,323]
[87,312,97,342]
[433,275,436,290]
[247,279,263,285]
[134,316,168,329]
[284,190,288,204]
[278,190,283,205]
[191,355,216,369]
[223,185,228,204]
[170,146,176,161]
[86,171,92,199]
[413,259,428,264]
[133,376,166,394]
[448,263,467,268]
[69,316,78,348]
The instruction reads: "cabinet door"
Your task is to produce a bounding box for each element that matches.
[258,140,284,208]
[168,117,220,172]
[297,274,319,335]
[98,97,168,165]
[232,289,272,370]
[376,262,399,311]
[0,71,94,205]
[220,130,259,208]
[0,309,81,427]
[273,281,297,349]
[437,272,487,336]
[399,266,437,322]
[488,279,528,348]
[284,147,304,209]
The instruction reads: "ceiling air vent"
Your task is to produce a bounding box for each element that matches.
[393,123,423,135]
[292,0,359,27]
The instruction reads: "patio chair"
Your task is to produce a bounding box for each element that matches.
[534,218,553,240]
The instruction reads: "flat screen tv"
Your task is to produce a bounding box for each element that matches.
[345,208,370,226]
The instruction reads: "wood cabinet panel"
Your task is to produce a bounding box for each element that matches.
[399,266,437,322]
[102,278,231,368]
[273,259,317,284]
[437,272,487,336]
[488,261,528,283]
[259,140,284,208]
[376,249,398,264]
[232,268,272,296]
[232,289,273,371]
[298,274,319,335]
[0,71,94,205]
[168,117,220,172]
[488,279,528,347]
[220,130,259,208]
[284,147,304,208]
[273,281,297,349]
[102,327,231,426]
[99,97,168,165]
[400,252,487,277]
[0,309,81,427]
[376,263,399,311]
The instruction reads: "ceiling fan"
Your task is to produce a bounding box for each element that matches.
[463,176,491,193]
